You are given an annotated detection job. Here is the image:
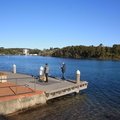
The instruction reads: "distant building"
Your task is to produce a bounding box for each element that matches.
[29,54,38,56]
[23,49,29,55]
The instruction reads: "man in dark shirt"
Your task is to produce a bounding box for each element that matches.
[44,63,49,82]
[61,62,66,80]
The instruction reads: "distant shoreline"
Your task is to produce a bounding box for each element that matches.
[0,44,120,61]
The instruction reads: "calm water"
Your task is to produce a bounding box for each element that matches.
[0,56,120,120]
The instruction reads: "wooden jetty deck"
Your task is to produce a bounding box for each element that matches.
[0,71,88,100]
[0,71,88,114]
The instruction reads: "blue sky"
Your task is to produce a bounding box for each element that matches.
[0,0,120,49]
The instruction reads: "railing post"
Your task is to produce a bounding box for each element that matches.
[13,64,16,74]
[76,70,80,84]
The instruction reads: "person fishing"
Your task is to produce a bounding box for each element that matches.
[61,62,66,80]
[44,63,49,82]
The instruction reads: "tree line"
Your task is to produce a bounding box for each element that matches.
[52,44,120,60]
[0,44,120,60]
[0,47,56,56]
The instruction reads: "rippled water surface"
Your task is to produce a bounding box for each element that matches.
[0,56,120,120]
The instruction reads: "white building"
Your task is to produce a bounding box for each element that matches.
[23,49,29,55]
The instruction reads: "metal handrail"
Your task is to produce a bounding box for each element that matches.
[0,76,36,97]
